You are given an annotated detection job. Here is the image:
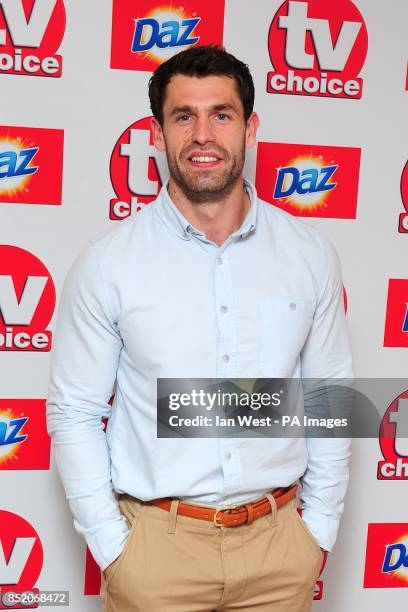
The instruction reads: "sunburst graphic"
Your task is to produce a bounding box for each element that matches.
[133,5,199,64]
[276,154,338,212]
[0,136,37,196]
[384,534,408,583]
[0,408,27,464]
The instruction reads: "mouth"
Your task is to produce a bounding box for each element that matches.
[186,153,223,169]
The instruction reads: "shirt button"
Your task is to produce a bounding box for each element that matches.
[289,302,296,310]
[224,452,231,460]
[223,354,230,363]
[220,305,228,313]
[216,257,223,265]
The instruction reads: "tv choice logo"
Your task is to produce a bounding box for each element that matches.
[0,0,65,78]
[255,141,360,218]
[377,389,408,480]
[398,161,408,233]
[0,400,50,470]
[267,0,368,99]
[383,279,408,348]
[0,246,55,352]
[0,511,43,596]
[110,116,168,220]
[0,125,63,206]
[110,0,225,73]
[364,523,408,588]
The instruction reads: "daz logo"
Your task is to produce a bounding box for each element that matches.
[364,523,408,588]
[110,0,225,73]
[255,141,360,218]
[0,0,65,77]
[0,399,50,470]
[378,389,408,480]
[0,125,64,206]
[383,279,408,348]
[267,0,368,99]
[109,116,168,220]
[398,161,408,233]
[0,246,55,352]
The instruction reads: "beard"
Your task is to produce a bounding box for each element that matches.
[165,139,246,203]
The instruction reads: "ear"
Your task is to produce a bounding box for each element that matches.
[245,112,260,149]
[151,117,166,151]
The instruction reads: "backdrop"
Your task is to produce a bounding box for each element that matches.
[0,0,407,610]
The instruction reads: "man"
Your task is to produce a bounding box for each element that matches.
[46,45,353,611]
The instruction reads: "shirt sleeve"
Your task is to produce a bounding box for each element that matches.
[46,241,129,571]
[299,233,353,552]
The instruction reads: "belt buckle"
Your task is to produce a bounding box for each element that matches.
[213,509,224,527]
[213,503,240,527]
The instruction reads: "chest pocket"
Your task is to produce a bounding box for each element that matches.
[257,297,315,376]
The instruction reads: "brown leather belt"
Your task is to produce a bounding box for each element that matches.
[145,483,298,527]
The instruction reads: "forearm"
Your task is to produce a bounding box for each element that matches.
[47,410,129,570]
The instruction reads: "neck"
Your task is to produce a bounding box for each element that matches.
[167,177,251,247]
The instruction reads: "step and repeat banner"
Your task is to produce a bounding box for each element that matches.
[0,0,407,610]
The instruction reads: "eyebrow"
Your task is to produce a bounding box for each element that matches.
[169,103,239,117]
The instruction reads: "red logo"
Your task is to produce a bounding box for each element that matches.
[0,246,55,352]
[110,0,225,73]
[0,0,65,78]
[0,400,50,470]
[314,580,323,600]
[0,511,43,593]
[343,287,348,313]
[398,161,408,233]
[364,523,408,588]
[378,389,408,480]
[84,548,101,596]
[255,141,360,218]
[267,0,368,99]
[383,279,408,348]
[110,117,166,220]
[0,125,64,205]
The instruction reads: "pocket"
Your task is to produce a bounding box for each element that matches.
[292,507,324,565]
[104,498,141,586]
[257,297,314,375]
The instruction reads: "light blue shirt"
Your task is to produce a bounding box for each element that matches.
[46,179,353,571]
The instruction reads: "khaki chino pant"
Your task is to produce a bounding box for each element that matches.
[101,492,324,611]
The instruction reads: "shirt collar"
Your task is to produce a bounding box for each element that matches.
[154,178,258,242]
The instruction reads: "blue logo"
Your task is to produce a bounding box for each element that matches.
[131,17,200,52]
[382,543,408,573]
[0,147,39,179]
[0,417,28,446]
[274,164,338,199]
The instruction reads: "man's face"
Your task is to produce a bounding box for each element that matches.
[152,74,259,202]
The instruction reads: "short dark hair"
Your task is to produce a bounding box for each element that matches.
[148,45,255,125]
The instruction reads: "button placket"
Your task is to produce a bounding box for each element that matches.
[213,248,240,496]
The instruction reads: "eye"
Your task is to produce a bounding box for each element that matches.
[217,113,228,120]
[177,114,190,122]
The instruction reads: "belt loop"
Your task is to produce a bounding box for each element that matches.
[168,499,180,534]
[244,503,255,525]
[264,492,278,527]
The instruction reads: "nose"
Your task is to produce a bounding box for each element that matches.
[191,115,215,145]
